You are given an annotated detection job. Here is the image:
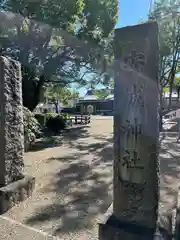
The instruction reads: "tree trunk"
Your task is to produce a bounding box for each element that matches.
[22,74,45,111]
[168,82,173,110]
[54,100,59,114]
[177,87,180,101]
[159,86,163,132]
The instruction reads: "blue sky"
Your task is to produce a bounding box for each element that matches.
[78,0,153,96]
[116,0,153,28]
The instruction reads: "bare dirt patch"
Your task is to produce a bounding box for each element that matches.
[3,118,180,239]
[4,118,113,240]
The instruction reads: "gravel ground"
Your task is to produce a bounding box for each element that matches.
[0,215,59,240]
[159,133,180,214]
[3,118,113,240]
[3,118,180,239]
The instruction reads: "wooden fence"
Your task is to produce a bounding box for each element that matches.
[74,114,91,125]
[63,114,91,126]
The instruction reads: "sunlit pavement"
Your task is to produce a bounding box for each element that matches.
[159,133,180,218]
[3,118,113,240]
[163,121,177,130]
[0,215,59,240]
[1,118,180,240]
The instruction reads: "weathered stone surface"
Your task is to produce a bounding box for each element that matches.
[0,56,24,187]
[99,205,154,240]
[0,175,35,214]
[99,218,153,240]
[113,22,159,229]
[99,22,160,239]
[0,56,35,214]
[113,66,159,229]
[114,22,159,80]
[99,208,171,240]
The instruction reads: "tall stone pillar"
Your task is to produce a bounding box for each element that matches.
[99,22,159,239]
[0,56,24,186]
[0,56,35,213]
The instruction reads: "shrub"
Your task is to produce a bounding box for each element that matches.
[46,112,57,119]
[23,107,41,146]
[60,113,73,126]
[61,113,72,119]
[45,115,66,134]
[34,113,45,127]
[35,113,58,127]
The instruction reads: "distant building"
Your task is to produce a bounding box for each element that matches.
[75,89,114,115]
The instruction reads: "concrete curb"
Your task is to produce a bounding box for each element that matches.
[0,215,60,240]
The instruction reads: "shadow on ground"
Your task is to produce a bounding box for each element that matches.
[25,127,113,236]
[24,117,180,238]
[159,136,180,211]
[28,125,91,152]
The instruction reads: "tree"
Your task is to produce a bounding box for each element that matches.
[0,0,118,110]
[44,84,80,112]
[94,89,109,99]
[174,76,180,100]
[150,0,180,109]
[149,0,180,129]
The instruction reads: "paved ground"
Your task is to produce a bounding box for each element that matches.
[3,118,113,240]
[0,215,59,240]
[160,119,180,214]
[159,132,180,215]
[2,117,180,239]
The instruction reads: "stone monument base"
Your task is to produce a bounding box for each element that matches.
[99,204,162,240]
[0,175,35,214]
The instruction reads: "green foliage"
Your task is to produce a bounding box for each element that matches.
[44,85,80,107]
[173,76,180,99]
[61,113,72,118]
[34,113,46,126]
[34,112,57,127]
[0,0,118,110]
[94,89,109,99]
[149,0,180,87]
[35,112,72,131]
[3,0,85,32]
[4,0,118,43]
[77,0,118,43]
[46,115,66,134]
[23,107,41,143]
[46,112,58,119]
[174,76,180,86]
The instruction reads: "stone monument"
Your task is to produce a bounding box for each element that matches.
[0,56,35,214]
[99,22,160,239]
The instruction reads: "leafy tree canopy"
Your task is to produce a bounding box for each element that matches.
[94,89,109,100]
[149,0,180,87]
[44,84,80,107]
[0,0,118,110]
